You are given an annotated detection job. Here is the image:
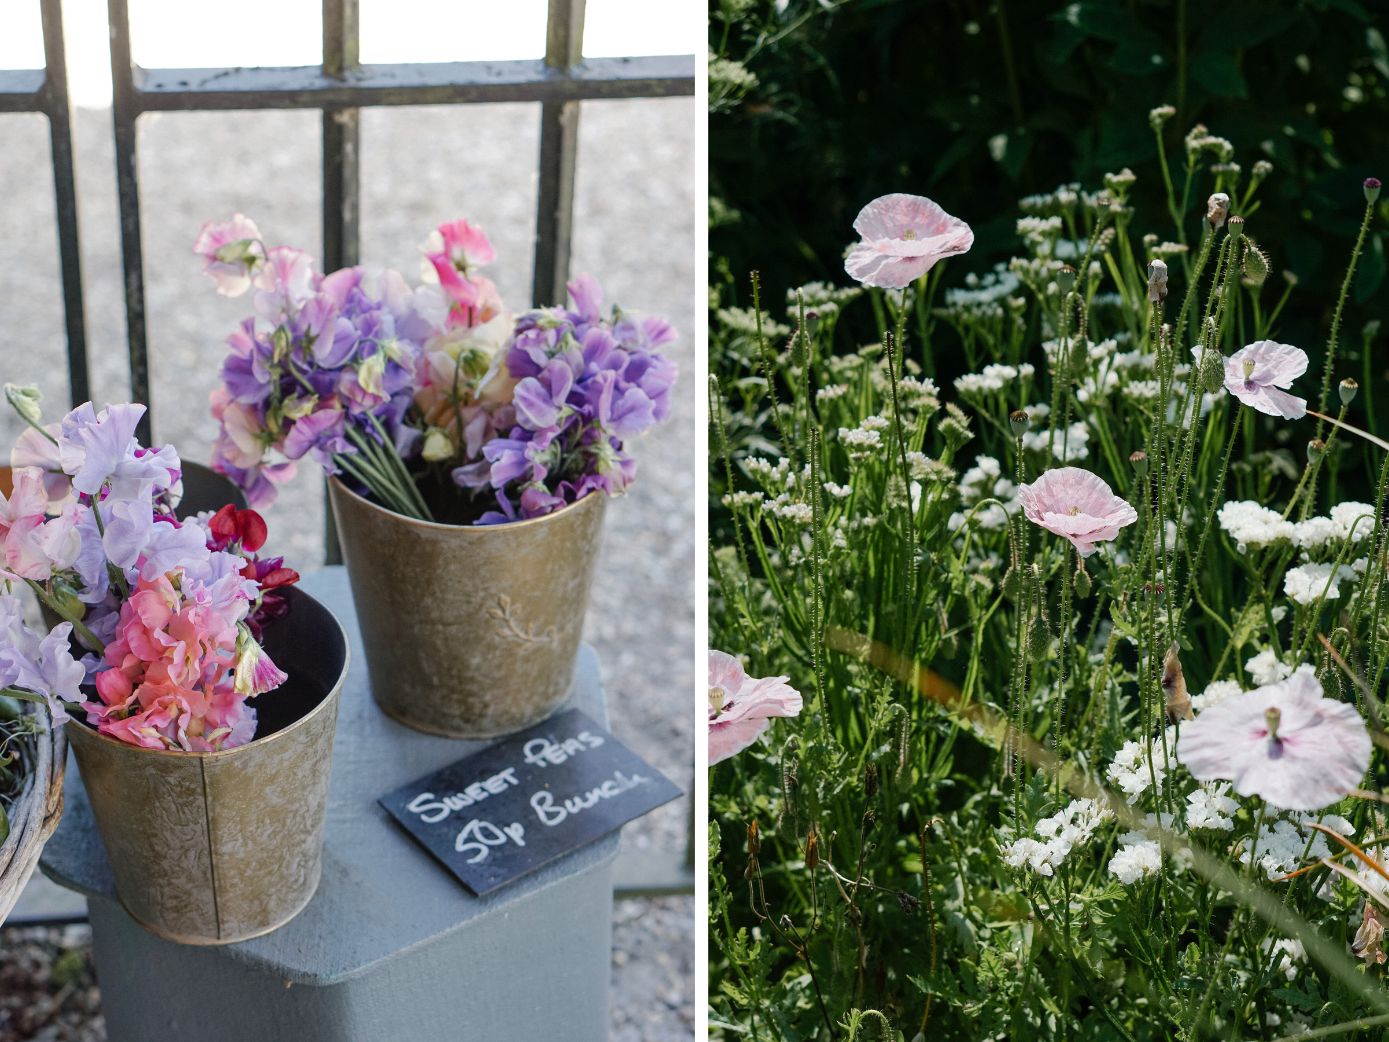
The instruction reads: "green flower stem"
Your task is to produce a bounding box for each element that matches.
[26,579,103,652]
[1316,195,1376,428]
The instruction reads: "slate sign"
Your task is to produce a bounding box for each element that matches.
[379,709,683,896]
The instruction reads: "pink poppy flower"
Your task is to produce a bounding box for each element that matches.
[844,193,974,289]
[708,650,802,765]
[1178,666,1370,811]
[1018,467,1138,558]
[1224,341,1309,419]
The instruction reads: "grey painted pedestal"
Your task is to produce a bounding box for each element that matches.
[40,567,618,1042]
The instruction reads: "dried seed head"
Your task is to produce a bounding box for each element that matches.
[1341,378,1360,406]
[747,819,761,857]
[1147,258,1169,303]
[1366,177,1382,205]
[1009,409,1031,438]
[864,761,879,799]
[1163,642,1193,722]
[1206,192,1231,229]
[1129,450,1149,478]
[804,828,820,871]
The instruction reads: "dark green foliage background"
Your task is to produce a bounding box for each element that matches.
[712,0,1389,394]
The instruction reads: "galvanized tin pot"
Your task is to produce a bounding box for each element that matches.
[327,476,606,739]
[66,587,348,945]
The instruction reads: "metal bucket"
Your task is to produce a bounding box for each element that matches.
[65,587,348,945]
[327,476,606,738]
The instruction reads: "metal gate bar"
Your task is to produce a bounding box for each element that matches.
[105,0,693,446]
[0,0,89,407]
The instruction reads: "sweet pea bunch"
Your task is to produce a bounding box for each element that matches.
[710,112,1389,1040]
[200,214,676,524]
[0,387,296,752]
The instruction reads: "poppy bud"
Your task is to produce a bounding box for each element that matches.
[1340,378,1359,406]
[1129,450,1149,478]
[1056,265,1077,294]
[1206,192,1230,230]
[1201,349,1226,393]
[1366,177,1382,205]
[1009,409,1030,438]
[1073,564,1092,599]
[1307,439,1326,463]
[1147,258,1169,303]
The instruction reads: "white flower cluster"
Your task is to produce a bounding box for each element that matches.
[1186,783,1239,831]
[953,363,1035,396]
[716,306,791,340]
[1022,421,1090,462]
[1106,729,1177,803]
[1109,830,1164,884]
[787,281,861,309]
[816,384,849,403]
[1002,798,1112,876]
[1190,679,1242,713]
[1261,938,1307,982]
[947,455,1019,533]
[1217,501,1295,552]
[1017,215,1063,243]
[838,424,883,461]
[1245,651,1295,687]
[1241,814,1354,880]
[1283,559,1367,606]
[1291,502,1376,550]
[743,455,793,487]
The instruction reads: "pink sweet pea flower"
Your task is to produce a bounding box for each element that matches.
[193,213,264,297]
[708,650,802,765]
[844,193,974,289]
[253,246,316,321]
[1018,467,1138,558]
[1224,340,1309,419]
[1178,666,1370,811]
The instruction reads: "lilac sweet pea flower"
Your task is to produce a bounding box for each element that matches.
[58,402,145,495]
[1224,341,1309,419]
[193,213,263,297]
[0,593,83,725]
[138,517,212,581]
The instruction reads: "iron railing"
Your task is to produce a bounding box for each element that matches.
[1,0,695,922]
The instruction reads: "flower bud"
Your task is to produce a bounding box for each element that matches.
[1147,258,1169,303]
[421,427,455,462]
[1206,192,1230,230]
[1201,349,1226,393]
[48,581,84,622]
[1226,215,1244,242]
[1129,450,1149,478]
[3,383,42,427]
[747,819,760,857]
[1366,177,1382,205]
[1009,409,1031,438]
[864,761,879,799]
[1340,378,1359,406]
[1056,265,1077,294]
[805,828,820,871]
[1307,438,1326,463]
[1073,564,1092,599]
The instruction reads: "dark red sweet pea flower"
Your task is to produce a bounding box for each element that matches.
[208,504,269,553]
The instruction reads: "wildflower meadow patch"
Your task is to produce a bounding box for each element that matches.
[708,113,1389,1040]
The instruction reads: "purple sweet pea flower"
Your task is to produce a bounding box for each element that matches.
[283,407,350,467]
[513,361,575,430]
[139,517,212,581]
[58,402,145,495]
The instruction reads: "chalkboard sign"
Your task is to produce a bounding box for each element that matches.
[379,709,683,896]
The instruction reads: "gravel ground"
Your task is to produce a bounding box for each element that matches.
[0,96,694,1040]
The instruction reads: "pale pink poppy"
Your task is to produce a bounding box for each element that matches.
[844,193,974,289]
[1178,666,1370,811]
[708,650,802,765]
[1018,467,1138,558]
[1224,341,1309,419]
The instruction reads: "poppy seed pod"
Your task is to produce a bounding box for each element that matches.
[1147,258,1169,303]
[1226,215,1245,242]
[1366,178,1382,205]
[1307,439,1326,463]
[1056,265,1077,294]
[1009,409,1031,438]
[1340,378,1359,406]
[1206,193,1230,229]
[1129,450,1148,478]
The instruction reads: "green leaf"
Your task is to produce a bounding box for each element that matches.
[1189,51,1249,98]
[0,804,8,845]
